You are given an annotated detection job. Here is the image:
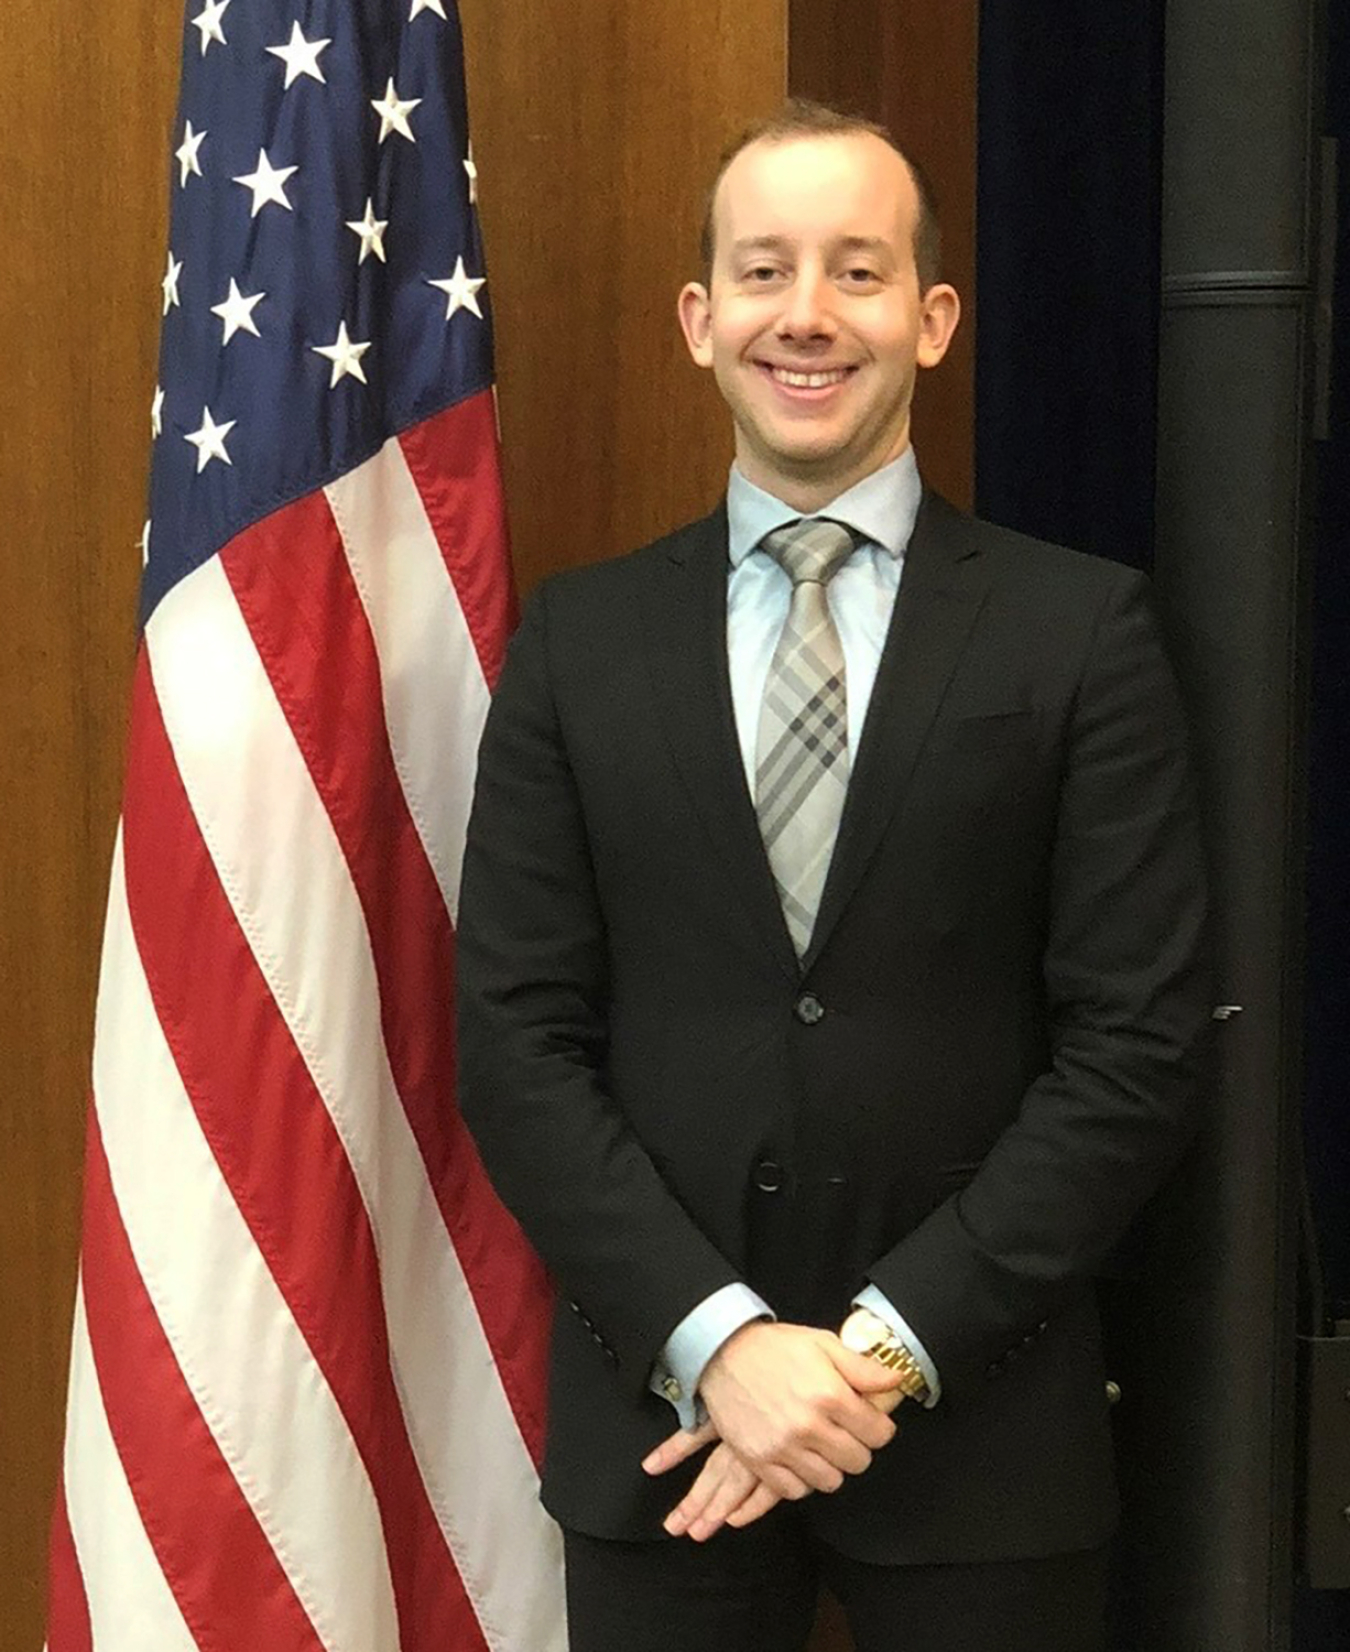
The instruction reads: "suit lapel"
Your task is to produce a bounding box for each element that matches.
[638,507,800,982]
[802,491,989,972]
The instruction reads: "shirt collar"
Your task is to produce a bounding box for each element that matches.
[726,447,923,568]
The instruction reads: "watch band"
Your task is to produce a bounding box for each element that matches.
[839,1306,930,1402]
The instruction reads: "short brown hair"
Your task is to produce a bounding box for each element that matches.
[698,98,943,293]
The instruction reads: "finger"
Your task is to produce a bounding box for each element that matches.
[824,1389,899,1450]
[686,1458,764,1542]
[812,1423,873,1477]
[664,1446,737,1536]
[642,1417,717,1476]
[831,1344,912,1397]
[778,1447,846,1496]
[757,1458,818,1502]
[778,1413,880,1475]
[725,1481,784,1529]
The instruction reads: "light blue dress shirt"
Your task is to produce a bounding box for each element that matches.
[652,448,941,1427]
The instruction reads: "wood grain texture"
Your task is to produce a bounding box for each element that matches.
[4,4,975,1647]
[461,0,787,594]
[0,0,181,1644]
[789,0,978,509]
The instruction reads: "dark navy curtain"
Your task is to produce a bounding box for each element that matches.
[975,5,1164,571]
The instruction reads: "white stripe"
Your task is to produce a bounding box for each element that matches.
[149,557,565,1652]
[62,1279,200,1652]
[93,828,398,1652]
[325,437,491,923]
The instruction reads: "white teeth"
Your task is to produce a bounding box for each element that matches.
[770,366,849,388]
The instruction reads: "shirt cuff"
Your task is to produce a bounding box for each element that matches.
[649,1283,774,1429]
[854,1283,941,1407]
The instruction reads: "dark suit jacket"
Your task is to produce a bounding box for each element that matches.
[456,490,1212,1564]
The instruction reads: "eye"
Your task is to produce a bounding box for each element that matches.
[743,264,784,283]
[842,266,882,286]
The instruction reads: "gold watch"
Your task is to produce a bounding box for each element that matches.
[839,1307,930,1403]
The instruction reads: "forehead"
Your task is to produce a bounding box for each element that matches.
[713,132,915,251]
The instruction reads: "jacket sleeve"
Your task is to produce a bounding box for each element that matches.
[456,582,743,1402]
[867,567,1213,1404]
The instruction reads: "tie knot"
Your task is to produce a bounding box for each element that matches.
[761,519,856,588]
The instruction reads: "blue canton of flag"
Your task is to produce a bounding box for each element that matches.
[144,0,491,624]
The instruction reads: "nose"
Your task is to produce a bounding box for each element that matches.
[777,266,836,340]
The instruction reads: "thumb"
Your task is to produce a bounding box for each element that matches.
[641,1416,717,1476]
[830,1345,908,1394]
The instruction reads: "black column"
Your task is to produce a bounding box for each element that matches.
[1113,0,1317,1646]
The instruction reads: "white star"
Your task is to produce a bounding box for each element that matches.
[151,385,165,438]
[139,520,152,565]
[345,198,388,265]
[371,79,421,144]
[162,251,183,315]
[190,0,230,56]
[176,120,207,187]
[428,256,486,320]
[311,321,372,387]
[210,278,266,344]
[463,143,477,205]
[410,0,448,16]
[184,406,236,472]
[267,22,331,87]
[232,149,298,217]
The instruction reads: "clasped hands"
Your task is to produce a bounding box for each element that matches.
[641,1320,905,1543]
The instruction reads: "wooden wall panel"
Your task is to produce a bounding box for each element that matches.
[789,0,978,509]
[0,0,181,1644]
[3,3,973,1647]
[461,0,787,595]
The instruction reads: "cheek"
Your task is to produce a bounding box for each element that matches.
[712,332,761,383]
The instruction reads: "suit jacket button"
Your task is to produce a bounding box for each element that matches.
[754,1159,785,1193]
[1106,1380,1123,1406]
[794,993,825,1025]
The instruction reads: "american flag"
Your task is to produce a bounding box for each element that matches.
[44,1,564,1647]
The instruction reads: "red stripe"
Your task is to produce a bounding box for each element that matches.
[80,1111,321,1652]
[121,652,487,1652]
[45,1479,92,1652]
[222,487,552,1464]
[398,391,518,688]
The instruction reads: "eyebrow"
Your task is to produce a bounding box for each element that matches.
[729,236,793,256]
[728,234,895,259]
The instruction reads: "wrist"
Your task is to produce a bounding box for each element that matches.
[839,1307,930,1403]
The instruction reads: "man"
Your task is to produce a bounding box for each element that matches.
[457,101,1210,1652]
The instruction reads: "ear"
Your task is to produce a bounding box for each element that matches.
[916,283,961,370]
[677,281,714,368]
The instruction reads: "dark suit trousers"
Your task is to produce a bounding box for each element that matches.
[564,1515,1108,1652]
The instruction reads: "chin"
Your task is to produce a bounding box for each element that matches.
[756,427,851,466]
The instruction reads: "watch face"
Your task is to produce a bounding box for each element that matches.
[840,1308,887,1355]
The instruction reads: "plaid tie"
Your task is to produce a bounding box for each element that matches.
[755,518,855,958]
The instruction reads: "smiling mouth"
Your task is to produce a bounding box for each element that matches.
[762,364,857,389]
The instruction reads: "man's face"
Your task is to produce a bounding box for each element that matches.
[678,132,960,508]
